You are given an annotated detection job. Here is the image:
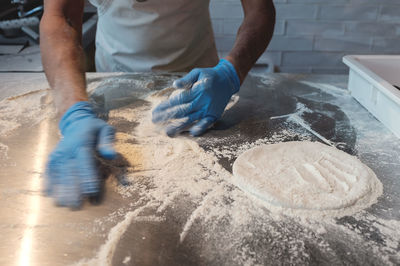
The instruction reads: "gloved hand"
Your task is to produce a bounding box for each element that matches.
[152,59,240,136]
[46,101,116,208]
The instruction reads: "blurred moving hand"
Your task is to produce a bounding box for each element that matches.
[152,59,240,136]
[46,102,116,208]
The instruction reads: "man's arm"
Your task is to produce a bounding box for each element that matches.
[40,0,87,115]
[226,0,276,83]
[40,1,117,208]
[152,0,275,137]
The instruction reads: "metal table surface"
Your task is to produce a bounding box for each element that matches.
[0,72,399,266]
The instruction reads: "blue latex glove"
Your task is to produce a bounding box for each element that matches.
[152,59,240,136]
[46,101,116,208]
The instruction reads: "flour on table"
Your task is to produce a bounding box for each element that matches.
[75,83,397,265]
[122,255,131,264]
[0,143,9,160]
[76,88,232,265]
[0,88,54,136]
[232,141,383,218]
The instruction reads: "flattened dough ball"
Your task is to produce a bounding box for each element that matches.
[232,141,382,217]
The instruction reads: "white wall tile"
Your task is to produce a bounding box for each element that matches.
[318,5,378,21]
[286,20,345,36]
[314,36,372,52]
[209,0,400,73]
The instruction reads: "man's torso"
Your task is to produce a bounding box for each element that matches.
[89,0,219,72]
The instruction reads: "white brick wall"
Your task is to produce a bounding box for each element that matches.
[210,0,400,74]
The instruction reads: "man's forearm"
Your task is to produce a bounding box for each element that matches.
[225,0,276,83]
[40,13,87,115]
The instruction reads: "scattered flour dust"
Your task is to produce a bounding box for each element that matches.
[0,143,9,160]
[0,88,54,136]
[210,127,313,162]
[122,255,131,264]
[232,141,383,218]
[75,87,398,265]
[76,88,232,265]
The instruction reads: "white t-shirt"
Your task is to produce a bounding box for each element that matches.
[88,0,219,72]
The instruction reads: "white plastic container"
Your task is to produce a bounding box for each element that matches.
[343,55,400,138]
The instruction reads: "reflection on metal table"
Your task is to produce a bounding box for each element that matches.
[0,72,399,266]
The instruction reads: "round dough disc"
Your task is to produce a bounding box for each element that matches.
[232,141,382,212]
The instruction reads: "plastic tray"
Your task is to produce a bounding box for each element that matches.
[343,55,400,138]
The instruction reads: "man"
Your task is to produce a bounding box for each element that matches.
[40,0,275,207]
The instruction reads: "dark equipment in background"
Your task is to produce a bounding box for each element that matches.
[0,0,43,44]
[0,0,97,72]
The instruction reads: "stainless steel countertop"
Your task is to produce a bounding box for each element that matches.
[0,73,399,266]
